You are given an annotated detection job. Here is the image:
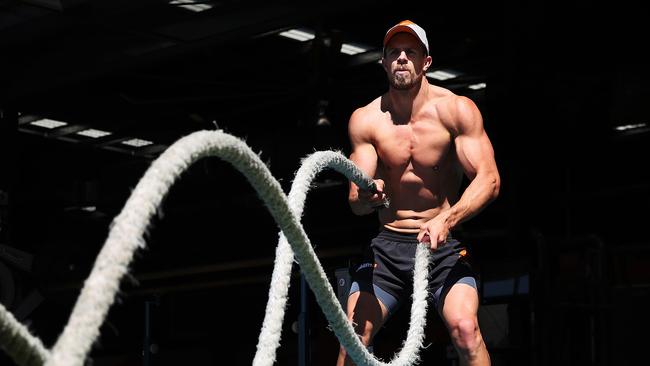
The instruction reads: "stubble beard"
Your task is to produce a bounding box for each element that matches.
[389,72,419,91]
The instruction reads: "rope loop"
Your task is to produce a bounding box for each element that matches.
[0,130,431,366]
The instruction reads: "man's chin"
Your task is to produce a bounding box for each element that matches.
[390,80,416,90]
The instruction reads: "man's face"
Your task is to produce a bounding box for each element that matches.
[382,33,431,90]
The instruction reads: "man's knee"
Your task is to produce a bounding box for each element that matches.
[448,317,483,355]
[352,320,376,345]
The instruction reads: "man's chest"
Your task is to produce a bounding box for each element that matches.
[373,122,453,170]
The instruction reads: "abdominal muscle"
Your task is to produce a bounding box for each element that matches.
[378,170,457,234]
[381,211,442,233]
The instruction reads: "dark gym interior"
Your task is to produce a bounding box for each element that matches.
[1,1,648,365]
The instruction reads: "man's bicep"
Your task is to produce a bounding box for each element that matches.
[350,143,379,179]
[454,97,497,179]
[455,132,496,179]
[348,109,378,178]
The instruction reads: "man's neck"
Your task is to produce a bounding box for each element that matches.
[387,78,429,123]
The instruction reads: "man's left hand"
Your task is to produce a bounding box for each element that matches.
[417,214,451,250]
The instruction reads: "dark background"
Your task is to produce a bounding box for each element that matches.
[1,1,648,365]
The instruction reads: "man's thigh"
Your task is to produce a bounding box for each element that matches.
[440,282,480,325]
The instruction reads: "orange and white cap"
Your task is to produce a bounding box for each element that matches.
[383,20,429,55]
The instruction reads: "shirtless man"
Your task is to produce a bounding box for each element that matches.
[336,20,500,366]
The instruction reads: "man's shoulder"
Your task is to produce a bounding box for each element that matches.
[426,86,482,134]
[426,84,457,102]
[426,85,478,115]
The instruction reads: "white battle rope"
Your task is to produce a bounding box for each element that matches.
[0,304,50,366]
[253,151,431,366]
[0,130,431,366]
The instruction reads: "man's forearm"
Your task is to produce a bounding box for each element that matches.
[442,171,500,229]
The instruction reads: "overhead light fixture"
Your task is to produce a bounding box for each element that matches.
[121,138,154,147]
[426,69,459,81]
[278,28,315,42]
[468,82,487,90]
[614,123,647,132]
[340,43,369,55]
[76,128,112,138]
[169,0,214,12]
[30,118,67,129]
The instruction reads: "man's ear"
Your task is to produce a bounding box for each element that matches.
[423,55,433,72]
[381,57,388,72]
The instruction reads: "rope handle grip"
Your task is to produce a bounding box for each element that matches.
[365,181,390,209]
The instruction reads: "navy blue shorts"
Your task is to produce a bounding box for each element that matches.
[349,229,477,318]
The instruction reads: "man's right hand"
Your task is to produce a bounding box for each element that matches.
[358,179,387,209]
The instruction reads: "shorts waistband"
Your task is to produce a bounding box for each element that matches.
[377,228,455,244]
[377,229,418,243]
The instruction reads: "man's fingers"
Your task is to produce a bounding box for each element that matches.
[361,187,382,198]
[368,180,384,194]
[358,190,375,200]
[374,179,385,192]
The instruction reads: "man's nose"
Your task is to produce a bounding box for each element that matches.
[397,51,408,63]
